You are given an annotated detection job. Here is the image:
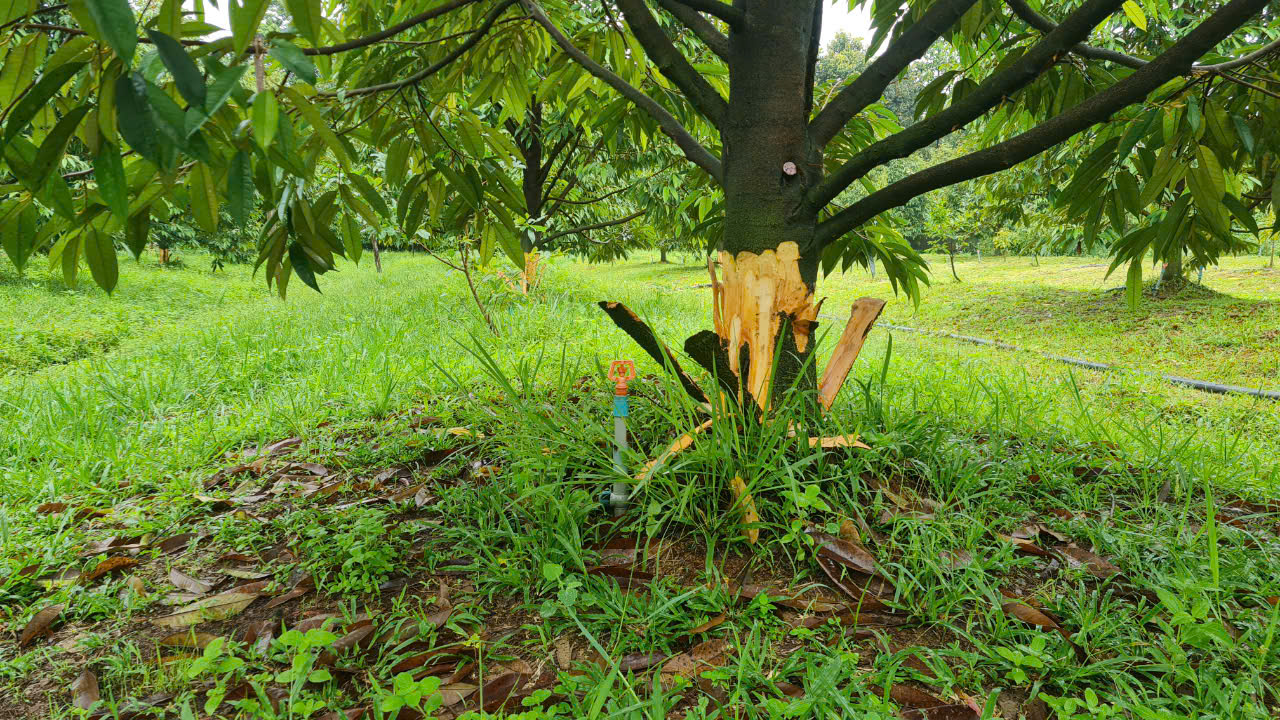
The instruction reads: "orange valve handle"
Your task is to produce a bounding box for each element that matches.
[608,360,636,396]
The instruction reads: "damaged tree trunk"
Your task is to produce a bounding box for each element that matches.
[600,0,882,414]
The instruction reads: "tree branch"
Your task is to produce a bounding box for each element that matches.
[321,0,515,97]
[304,0,480,55]
[814,0,1273,248]
[1006,0,1280,72]
[519,0,723,183]
[665,0,743,27]
[651,0,728,59]
[809,0,979,148]
[616,0,727,126]
[536,209,646,246]
[803,0,823,120]
[807,0,1129,210]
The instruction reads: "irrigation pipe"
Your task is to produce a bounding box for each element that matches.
[820,315,1280,402]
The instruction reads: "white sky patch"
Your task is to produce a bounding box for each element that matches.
[202,0,231,36]
[821,1,874,47]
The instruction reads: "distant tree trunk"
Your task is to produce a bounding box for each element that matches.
[659,247,669,263]
[1160,250,1183,285]
[948,239,960,282]
[1032,252,1040,266]
[158,247,170,265]
[372,236,383,273]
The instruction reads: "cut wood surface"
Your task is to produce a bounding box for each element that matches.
[712,242,823,408]
[818,297,887,411]
[636,419,713,482]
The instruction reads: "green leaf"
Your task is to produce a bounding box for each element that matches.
[269,40,316,85]
[154,0,180,36]
[204,64,247,117]
[1122,0,1146,30]
[0,0,36,25]
[252,91,279,149]
[230,0,272,55]
[0,35,47,111]
[1125,256,1142,310]
[48,36,95,72]
[1272,175,1280,214]
[282,87,348,170]
[340,213,362,265]
[84,227,118,292]
[1223,194,1258,236]
[31,104,90,188]
[284,0,322,46]
[385,138,410,188]
[187,163,219,232]
[115,72,159,164]
[147,30,206,109]
[94,142,129,221]
[1194,145,1225,199]
[0,201,38,272]
[1186,97,1202,135]
[3,61,86,147]
[228,149,254,225]
[346,174,388,218]
[339,185,381,227]
[1231,115,1255,155]
[125,207,150,259]
[84,0,138,63]
[288,241,322,293]
[59,231,82,288]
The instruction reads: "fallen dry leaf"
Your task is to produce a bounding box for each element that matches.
[439,682,478,706]
[586,565,654,590]
[891,684,944,708]
[689,613,727,634]
[168,569,213,595]
[1057,544,1121,579]
[900,705,980,719]
[37,502,70,514]
[1002,601,1085,662]
[151,592,259,628]
[662,638,731,679]
[83,556,139,584]
[19,604,64,647]
[479,671,528,712]
[153,533,196,555]
[71,668,99,710]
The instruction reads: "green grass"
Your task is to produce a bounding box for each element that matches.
[1,250,1278,719]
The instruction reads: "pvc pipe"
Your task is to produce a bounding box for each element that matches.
[823,315,1280,402]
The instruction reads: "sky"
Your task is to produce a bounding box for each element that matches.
[201,1,874,47]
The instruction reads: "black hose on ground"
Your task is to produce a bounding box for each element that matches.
[826,317,1280,402]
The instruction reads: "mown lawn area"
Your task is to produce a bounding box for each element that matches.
[1,251,1277,719]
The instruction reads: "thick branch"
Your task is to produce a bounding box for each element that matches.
[1006,0,1280,72]
[651,0,728,59]
[809,0,980,148]
[815,0,1273,247]
[304,0,479,55]
[617,0,727,126]
[520,0,723,183]
[804,0,823,120]
[666,0,743,27]
[322,0,515,97]
[536,209,645,246]
[807,0,1129,210]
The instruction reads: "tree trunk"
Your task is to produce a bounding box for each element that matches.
[696,0,824,410]
[372,235,382,273]
[948,239,960,282]
[659,247,668,263]
[1160,250,1183,286]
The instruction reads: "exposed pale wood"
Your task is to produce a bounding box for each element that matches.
[730,475,760,544]
[598,301,710,404]
[809,434,871,450]
[817,297,887,412]
[635,419,713,482]
[712,241,822,408]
